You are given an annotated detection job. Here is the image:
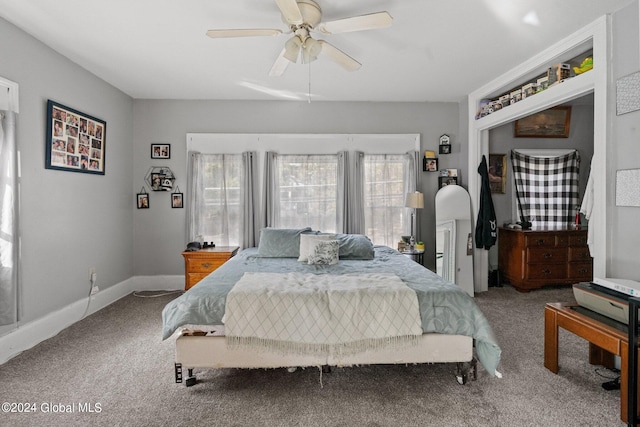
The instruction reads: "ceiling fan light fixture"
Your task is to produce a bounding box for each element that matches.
[303,37,322,62]
[283,36,302,62]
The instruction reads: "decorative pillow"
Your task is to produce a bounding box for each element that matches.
[335,233,375,259]
[307,240,339,265]
[257,227,312,257]
[298,233,336,262]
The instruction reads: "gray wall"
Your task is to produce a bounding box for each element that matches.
[610,2,640,280]
[0,18,134,323]
[133,100,461,273]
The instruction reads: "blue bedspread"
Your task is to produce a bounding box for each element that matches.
[162,246,501,376]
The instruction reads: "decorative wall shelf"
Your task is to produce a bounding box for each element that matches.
[145,166,176,191]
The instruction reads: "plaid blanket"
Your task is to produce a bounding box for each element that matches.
[511,150,580,229]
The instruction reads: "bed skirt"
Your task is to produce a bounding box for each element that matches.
[175,332,473,369]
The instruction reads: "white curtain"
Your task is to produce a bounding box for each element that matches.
[188,153,244,247]
[363,152,418,247]
[274,154,340,232]
[0,111,18,331]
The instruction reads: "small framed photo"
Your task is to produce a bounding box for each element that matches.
[425,158,438,172]
[151,143,171,159]
[439,144,451,154]
[137,192,149,209]
[171,193,183,209]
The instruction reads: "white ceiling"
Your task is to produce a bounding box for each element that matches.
[0,0,632,102]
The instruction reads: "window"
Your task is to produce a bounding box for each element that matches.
[189,154,243,246]
[276,154,338,232]
[363,154,414,247]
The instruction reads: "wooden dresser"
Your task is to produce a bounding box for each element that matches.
[498,227,592,292]
[181,246,239,290]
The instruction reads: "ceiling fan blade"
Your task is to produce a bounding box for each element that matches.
[206,29,282,38]
[318,40,361,71]
[269,49,291,76]
[275,0,303,25]
[318,11,393,34]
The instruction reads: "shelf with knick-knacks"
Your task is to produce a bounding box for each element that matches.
[423,150,438,172]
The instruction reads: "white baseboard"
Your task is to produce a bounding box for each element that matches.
[0,275,183,365]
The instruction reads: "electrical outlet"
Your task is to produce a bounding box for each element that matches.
[90,285,99,296]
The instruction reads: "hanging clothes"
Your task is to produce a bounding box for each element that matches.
[580,156,595,254]
[475,155,497,250]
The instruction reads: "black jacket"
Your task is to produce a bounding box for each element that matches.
[475,155,497,249]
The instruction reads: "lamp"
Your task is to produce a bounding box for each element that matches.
[405,191,424,250]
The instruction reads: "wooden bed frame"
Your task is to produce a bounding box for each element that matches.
[174,331,477,387]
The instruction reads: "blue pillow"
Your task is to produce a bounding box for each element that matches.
[337,234,375,259]
[321,233,375,259]
[257,227,313,257]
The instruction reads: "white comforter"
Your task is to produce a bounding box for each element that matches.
[223,272,423,356]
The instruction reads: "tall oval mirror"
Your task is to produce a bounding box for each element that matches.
[435,185,475,297]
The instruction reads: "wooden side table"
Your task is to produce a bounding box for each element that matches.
[544,302,640,424]
[181,246,239,290]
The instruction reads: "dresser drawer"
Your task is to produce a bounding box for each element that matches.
[525,234,557,247]
[569,233,588,246]
[526,263,567,280]
[568,247,591,262]
[526,247,567,263]
[568,262,592,279]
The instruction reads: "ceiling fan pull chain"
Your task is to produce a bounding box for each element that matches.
[308,60,312,103]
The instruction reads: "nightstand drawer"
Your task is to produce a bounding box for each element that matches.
[187,258,225,273]
[187,273,211,288]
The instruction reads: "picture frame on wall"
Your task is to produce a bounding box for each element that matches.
[45,100,106,175]
[514,106,571,138]
[137,191,149,209]
[425,158,438,172]
[151,143,171,159]
[172,192,184,209]
[488,154,507,194]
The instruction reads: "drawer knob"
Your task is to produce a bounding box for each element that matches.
[537,239,545,245]
[544,253,552,259]
[543,269,551,275]
[202,262,212,268]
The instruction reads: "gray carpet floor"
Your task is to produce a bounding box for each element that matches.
[0,285,626,426]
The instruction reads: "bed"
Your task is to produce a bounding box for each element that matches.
[162,229,501,386]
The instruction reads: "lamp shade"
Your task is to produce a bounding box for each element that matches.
[405,191,424,209]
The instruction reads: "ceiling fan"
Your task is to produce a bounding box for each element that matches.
[206,0,393,76]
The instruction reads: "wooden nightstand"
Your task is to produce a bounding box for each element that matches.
[181,246,239,290]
